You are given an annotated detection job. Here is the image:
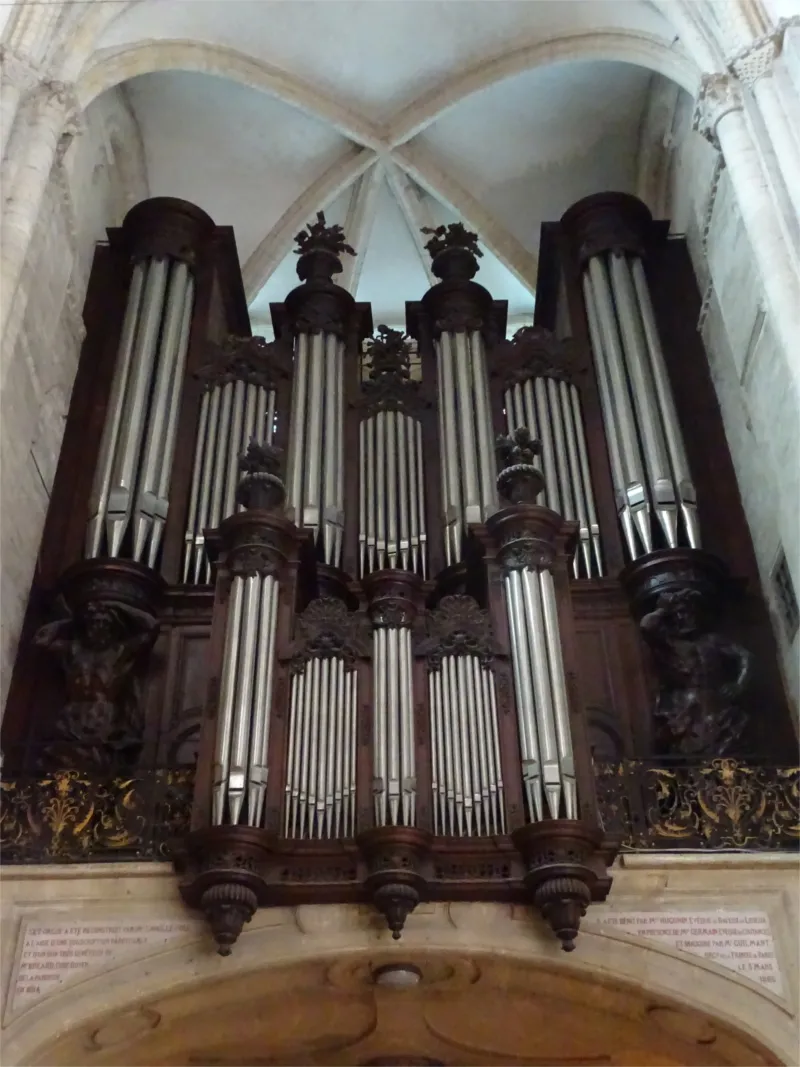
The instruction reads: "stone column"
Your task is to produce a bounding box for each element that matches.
[0,79,79,345]
[0,47,38,163]
[693,73,800,397]
[730,32,800,227]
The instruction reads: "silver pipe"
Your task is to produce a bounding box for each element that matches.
[348,668,357,836]
[570,383,603,577]
[521,567,561,819]
[374,628,386,826]
[631,258,700,548]
[539,568,577,819]
[308,657,322,836]
[237,382,258,516]
[400,627,415,825]
[297,662,312,838]
[447,655,465,835]
[286,334,308,524]
[478,665,499,835]
[192,386,221,584]
[222,379,246,523]
[316,656,331,836]
[386,410,398,567]
[534,377,560,515]
[183,389,210,582]
[254,385,268,446]
[341,667,351,837]
[304,333,325,536]
[610,253,677,548]
[133,261,190,562]
[507,383,522,435]
[505,569,543,822]
[439,335,463,565]
[332,658,344,838]
[442,658,457,834]
[406,415,419,574]
[485,669,506,834]
[434,667,446,834]
[397,411,409,570]
[266,387,276,445]
[583,273,638,560]
[454,331,480,524]
[522,379,541,462]
[470,656,490,835]
[470,330,497,518]
[285,670,301,836]
[106,257,170,556]
[208,381,234,533]
[435,340,448,566]
[86,261,147,558]
[359,419,367,575]
[462,654,481,835]
[429,671,440,835]
[323,333,339,564]
[415,419,427,577]
[588,256,651,555]
[323,656,338,838]
[228,573,260,825]
[213,575,244,825]
[147,274,194,569]
[547,376,575,557]
[558,378,591,579]
[366,416,376,572]
[333,340,346,566]
[388,627,402,824]
[376,410,387,569]
[249,573,278,828]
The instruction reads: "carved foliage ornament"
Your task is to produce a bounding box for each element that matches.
[292,597,370,670]
[492,326,580,387]
[496,428,546,507]
[418,595,496,670]
[196,334,292,392]
[692,73,744,148]
[360,325,421,414]
[295,211,355,261]
[227,527,284,579]
[236,440,286,512]
[422,223,482,262]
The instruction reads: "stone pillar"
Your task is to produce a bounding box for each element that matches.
[693,73,800,398]
[729,32,800,227]
[0,79,80,345]
[0,47,38,163]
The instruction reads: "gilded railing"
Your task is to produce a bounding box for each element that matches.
[594,758,800,850]
[0,765,194,863]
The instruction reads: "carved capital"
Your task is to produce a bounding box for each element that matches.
[512,820,613,951]
[729,33,780,88]
[358,826,432,940]
[121,197,216,266]
[418,595,496,669]
[292,596,370,669]
[364,570,424,628]
[219,511,299,580]
[492,325,580,388]
[486,505,570,572]
[0,47,39,92]
[693,74,744,148]
[173,825,275,955]
[196,334,292,393]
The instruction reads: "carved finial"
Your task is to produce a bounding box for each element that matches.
[294,211,356,260]
[366,325,411,382]
[496,428,545,506]
[236,440,286,511]
[422,222,482,261]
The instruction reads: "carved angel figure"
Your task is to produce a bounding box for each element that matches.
[640,588,751,756]
[34,600,159,770]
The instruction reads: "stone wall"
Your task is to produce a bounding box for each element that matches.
[671,119,800,709]
[0,86,148,711]
[0,855,796,1064]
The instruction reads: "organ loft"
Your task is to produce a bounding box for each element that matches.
[1,191,796,956]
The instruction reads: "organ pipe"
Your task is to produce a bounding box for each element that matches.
[86,255,196,564]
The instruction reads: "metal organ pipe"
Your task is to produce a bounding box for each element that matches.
[504,373,604,579]
[182,373,277,584]
[359,409,428,577]
[371,621,416,827]
[86,255,197,564]
[427,652,505,837]
[582,250,699,558]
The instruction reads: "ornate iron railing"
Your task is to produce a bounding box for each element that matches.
[594,758,800,850]
[2,758,797,864]
[0,764,194,864]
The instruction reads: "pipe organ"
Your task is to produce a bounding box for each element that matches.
[5,193,795,957]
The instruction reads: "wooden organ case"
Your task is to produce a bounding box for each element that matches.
[2,194,795,956]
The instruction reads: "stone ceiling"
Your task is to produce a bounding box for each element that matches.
[85,0,693,332]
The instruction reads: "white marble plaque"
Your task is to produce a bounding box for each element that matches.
[8,918,203,1019]
[599,909,783,995]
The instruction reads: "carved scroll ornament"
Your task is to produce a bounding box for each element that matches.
[418,595,496,669]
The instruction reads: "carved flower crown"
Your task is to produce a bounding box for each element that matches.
[294,211,356,259]
[421,222,483,260]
